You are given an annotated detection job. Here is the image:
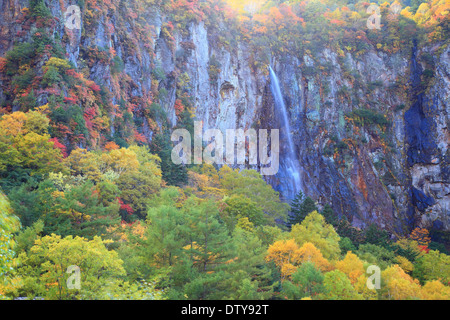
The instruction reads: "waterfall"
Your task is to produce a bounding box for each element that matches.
[269,66,303,198]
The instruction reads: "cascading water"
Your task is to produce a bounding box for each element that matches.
[269,66,303,199]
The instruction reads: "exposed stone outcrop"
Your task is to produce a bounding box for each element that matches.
[0,0,448,235]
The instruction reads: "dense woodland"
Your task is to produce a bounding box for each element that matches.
[0,0,449,300]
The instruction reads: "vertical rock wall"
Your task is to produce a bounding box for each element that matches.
[0,0,448,234]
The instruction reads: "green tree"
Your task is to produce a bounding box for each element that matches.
[335,216,365,246]
[0,192,20,298]
[219,166,289,225]
[116,163,162,220]
[320,270,363,300]
[150,131,188,187]
[10,178,119,239]
[339,237,357,255]
[51,180,121,239]
[282,262,325,300]
[290,211,341,260]
[255,225,285,248]
[364,223,392,248]
[14,220,44,253]
[288,192,318,227]
[16,234,126,300]
[181,197,235,299]
[8,180,44,228]
[413,250,450,285]
[321,204,337,226]
[356,244,396,270]
[144,188,187,273]
[221,194,267,231]
[224,227,275,300]
[96,178,121,208]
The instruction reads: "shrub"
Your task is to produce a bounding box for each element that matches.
[348,108,390,128]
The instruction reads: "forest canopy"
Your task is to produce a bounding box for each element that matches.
[0,0,449,300]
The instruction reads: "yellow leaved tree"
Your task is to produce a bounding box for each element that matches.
[290,211,341,260]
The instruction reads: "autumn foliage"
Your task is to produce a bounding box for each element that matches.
[0,0,448,301]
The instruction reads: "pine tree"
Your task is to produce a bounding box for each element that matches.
[224,228,275,299]
[150,131,188,187]
[321,204,337,226]
[182,197,241,299]
[364,223,391,248]
[288,192,318,227]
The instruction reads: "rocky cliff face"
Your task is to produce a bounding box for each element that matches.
[264,42,448,235]
[0,0,448,235]
[405,43,449,236]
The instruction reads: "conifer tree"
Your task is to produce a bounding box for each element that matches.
[288,192,318,228]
